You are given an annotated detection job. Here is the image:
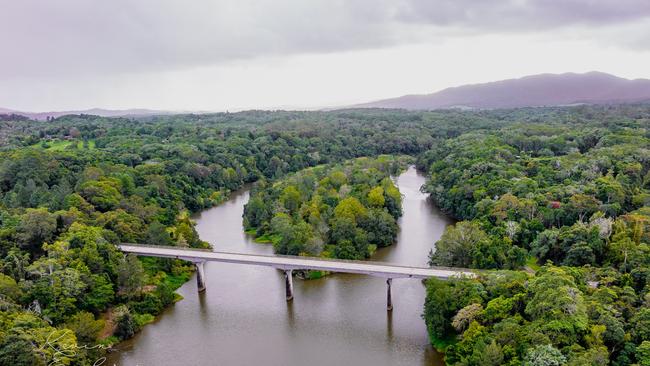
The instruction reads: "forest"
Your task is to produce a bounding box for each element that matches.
[417,110,650,365]
[243,156,406,261]
[0,105,648,365]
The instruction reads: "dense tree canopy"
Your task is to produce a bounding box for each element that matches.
[417,105,649,365]
[425,265,649,365]
[420,116,650,271]
[244,156,406,259]
[0,105,648,364]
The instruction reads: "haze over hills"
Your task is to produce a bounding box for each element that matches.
[354,72,650,110]
[0,107,176,120]
[5,72,650,118]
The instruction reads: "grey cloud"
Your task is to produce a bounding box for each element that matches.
[396,0,650,29]
[1,0,404,79]
[1,0,649,80]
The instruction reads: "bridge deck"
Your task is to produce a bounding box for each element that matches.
[119,244,475,279]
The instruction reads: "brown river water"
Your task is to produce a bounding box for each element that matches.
[107,166,453,366]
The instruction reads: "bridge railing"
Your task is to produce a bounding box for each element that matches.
[120,242,214,252]
[118,242,482,310]
[119,243,477,273]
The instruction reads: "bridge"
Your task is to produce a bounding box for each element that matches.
[118,244,476,311]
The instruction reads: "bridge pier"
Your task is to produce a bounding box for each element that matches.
[195,261,206,292]
[285,270,294,301]
[386,278,393,311]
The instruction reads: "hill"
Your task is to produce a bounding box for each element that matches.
[354,71,650,110]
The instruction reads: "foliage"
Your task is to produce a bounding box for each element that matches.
[426,265,649,365]
[0,105,648,364]
[244,156,408,259]
[429,221,490,268]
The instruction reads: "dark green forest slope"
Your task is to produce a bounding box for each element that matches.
[0,105,648,365]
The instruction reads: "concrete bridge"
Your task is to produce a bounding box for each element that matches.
[118,244,476,311]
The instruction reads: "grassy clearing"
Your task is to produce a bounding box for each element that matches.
[253,233,281,244]
[525,256,541,272]
[33,139,96,150]
[133,313,156,327]
[306,270,329,280]
[97,335,119,347]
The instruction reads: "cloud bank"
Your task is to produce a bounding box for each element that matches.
[3,0,650,80]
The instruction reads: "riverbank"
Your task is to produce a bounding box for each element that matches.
[107,167,451,366]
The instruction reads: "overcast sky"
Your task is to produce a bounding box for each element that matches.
[2,0,650,112]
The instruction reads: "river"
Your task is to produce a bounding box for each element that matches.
[107,166,453,366]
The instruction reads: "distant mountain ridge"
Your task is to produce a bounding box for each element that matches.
[354,72,650,110]
[0,107,175,120]
[5,72,650,117]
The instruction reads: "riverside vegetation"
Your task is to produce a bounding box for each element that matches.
[0,105,648,365]
[243,156,407,263]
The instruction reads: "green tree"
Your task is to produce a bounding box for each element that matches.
[117,254,145,297]
[280,185,301,214]
[78,180,122,211]
[523,344,566,366]
[64,311,104,343]
[382,178,402,218]
[17,208,57,251]
[360,208,398,247]
[0,334,41,366]
[637,341,650,366]
[82,274,115,312]
[630,308,650,344]
[429,221,489,268]
[145,221,173,246]
[525,267,588,347]
[452,303,483,332]
[114,306,137,340]
[328,171,347,188]
[30,267,87,323]
[569,194,601,222]
[243,195,269,229]
[2,248,30,281]
[367,186,385,208]
[423,277,485,341]
[333,197,367,223]
[0,272,22,301]
[595,175,625,206]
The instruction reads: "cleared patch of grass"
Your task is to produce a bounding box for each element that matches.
[98,335,119,347]
[254,233,281,244]
[525,256,541,272]
[133,313,155,327]
[33,139,96,150]
[307,270,328,280]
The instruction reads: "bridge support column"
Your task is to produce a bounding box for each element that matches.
[195,262,206,292]
[386,278,393,311]
[285,270,294,301]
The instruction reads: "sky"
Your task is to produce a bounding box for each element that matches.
[2,0,650,112]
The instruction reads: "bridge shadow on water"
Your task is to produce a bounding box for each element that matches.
[198,290,209,319]
[285,300,296,333]
[386,309,394,343]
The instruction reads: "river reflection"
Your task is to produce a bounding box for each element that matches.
[107,166,452,366]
